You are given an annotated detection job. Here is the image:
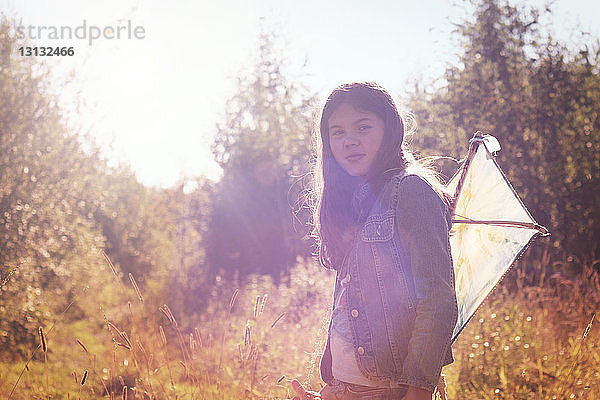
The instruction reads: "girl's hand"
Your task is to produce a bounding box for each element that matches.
[318,384,338,400]
[290,379,322,400]
[402,385,433,400]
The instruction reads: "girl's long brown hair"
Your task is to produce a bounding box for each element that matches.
[312,82,450,270]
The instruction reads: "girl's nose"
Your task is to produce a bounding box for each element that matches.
[343,134,359,147]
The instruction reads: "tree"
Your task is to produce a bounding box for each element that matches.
[409,0,600,261]
[155,178,213,318]
[208,29,317,278]
[0,15,180,356]
[0,16,112,356]
[94,169,177,286]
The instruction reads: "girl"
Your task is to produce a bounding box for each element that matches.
[291,82,458,400]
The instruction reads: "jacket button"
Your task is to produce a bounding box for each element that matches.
[351,309,359,318]
[341,274,351,286]
[357,346,365,355]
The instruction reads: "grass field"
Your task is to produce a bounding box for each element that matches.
[1,257,599,399]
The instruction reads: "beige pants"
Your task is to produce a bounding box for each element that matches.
[321,375,448,400]
[322,379,408,400]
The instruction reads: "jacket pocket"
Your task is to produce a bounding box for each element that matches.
[360,211,394,242]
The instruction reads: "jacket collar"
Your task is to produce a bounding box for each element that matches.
[351,168,407,221]
[351,181,375,222]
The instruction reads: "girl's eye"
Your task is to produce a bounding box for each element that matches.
[331,130,344,137]
[359,125,371,132]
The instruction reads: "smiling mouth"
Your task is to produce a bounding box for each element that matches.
[346,154,366,162]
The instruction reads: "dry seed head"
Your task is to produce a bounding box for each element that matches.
[102,250,119,278]
[244,321,252,346]
[106,320,120,335]
[277,375,286,384]
[194,327,202,348]
[271,312,286,328]
[81,370,88,386]
[259,294,267,315]
[159,306,171,324]
[179,361,189,378]
[117,342,132,350]
[583,313,595,339]
[128,273,144,303]
[248,343,258,360]
[254,296,260,318]
[107,321,132,349]
[243,345,251,361]
[122,331,133,348]
[229,288,239,312]
[38,327,47,352]
[76,338,89,353]
[137,340,148,359]
[0,267,17,288]
[159,325,167,346]
[72,371,78,384]
[122,385,128,400]
[159,304,178,327]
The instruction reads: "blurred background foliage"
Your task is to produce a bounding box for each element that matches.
[0,0,599,397]
[208,30,317,280]
[409,0,599,262]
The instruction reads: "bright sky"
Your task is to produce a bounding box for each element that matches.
[1,0,599,187]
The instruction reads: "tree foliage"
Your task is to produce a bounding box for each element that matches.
[410,0,600,261]
[0,17,112,356]
[94,170,177,285]
[0,16,180,355]
[155,178,213,317]
[208,31,317,278]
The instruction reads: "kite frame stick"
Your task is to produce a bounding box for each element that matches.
[451,217,549,235]
[448,131,484,216]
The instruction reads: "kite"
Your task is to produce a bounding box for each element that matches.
[447,132,549,341]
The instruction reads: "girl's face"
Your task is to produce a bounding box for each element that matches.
[327,102,385,177]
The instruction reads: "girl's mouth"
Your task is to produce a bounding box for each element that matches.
[346,154,365,162]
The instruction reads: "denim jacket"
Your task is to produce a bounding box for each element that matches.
[320,172,458,392]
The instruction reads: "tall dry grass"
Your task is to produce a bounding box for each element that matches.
[445,256,600,399]
[1,253,599,399]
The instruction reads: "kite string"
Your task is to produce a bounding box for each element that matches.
[419,155,462,164]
